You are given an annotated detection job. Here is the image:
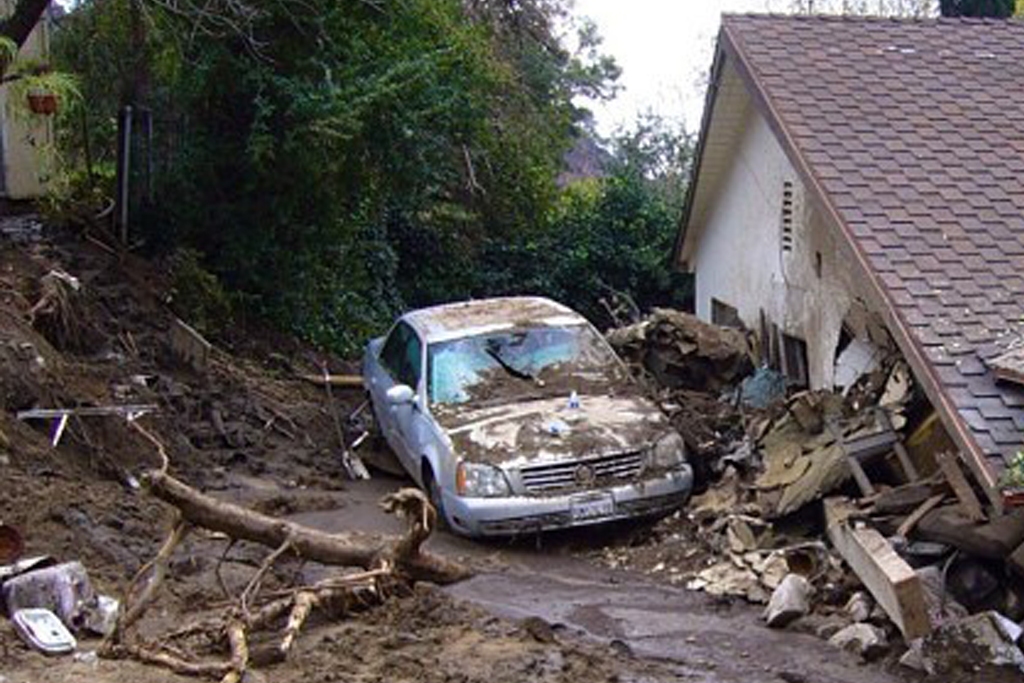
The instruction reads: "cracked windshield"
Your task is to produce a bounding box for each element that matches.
[429,325,622,405]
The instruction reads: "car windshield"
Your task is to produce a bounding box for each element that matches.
[428,324,622,405]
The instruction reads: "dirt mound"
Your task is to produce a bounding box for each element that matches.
[607,307,753,393]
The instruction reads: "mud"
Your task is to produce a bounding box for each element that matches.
[0,222,955,683]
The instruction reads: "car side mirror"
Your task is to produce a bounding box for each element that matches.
[386,384,416,405]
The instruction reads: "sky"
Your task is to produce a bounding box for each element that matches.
[570,0,785,136]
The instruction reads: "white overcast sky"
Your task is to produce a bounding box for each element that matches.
[570,0,786,136]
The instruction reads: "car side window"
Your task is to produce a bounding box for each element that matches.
[380,322,422,389]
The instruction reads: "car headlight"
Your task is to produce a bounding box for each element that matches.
[456,461,511,497]
[649,431,687,469]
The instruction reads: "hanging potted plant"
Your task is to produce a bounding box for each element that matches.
[999,450,1024,508]
[3,56,80,119]
[27,87,58,115]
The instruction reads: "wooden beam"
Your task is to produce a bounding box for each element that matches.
[896,493,945,539]
[824,497,931,640]
[935,450,986,522]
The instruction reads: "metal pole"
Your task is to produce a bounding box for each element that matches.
[116,105,133,244]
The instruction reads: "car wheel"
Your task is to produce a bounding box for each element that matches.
[423,464,449,531]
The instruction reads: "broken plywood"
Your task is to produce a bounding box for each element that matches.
[824,497,930,640]
[169,318,212,373]
[989,346,1024,388]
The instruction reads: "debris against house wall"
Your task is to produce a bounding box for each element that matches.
[689,106,891,391]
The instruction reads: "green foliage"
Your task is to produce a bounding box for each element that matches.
[1000,451,1024,490]
[168,249,235,337]
[38,163,116,225]
[54,0,693,352]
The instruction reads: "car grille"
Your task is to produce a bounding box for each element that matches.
[518,451,645,493]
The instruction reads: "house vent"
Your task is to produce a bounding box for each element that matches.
[781,180,795,253]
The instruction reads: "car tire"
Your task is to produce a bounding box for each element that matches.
[422,464,449,532]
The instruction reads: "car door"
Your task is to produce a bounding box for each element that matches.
[373,321,425,471]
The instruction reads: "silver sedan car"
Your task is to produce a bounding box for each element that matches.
[363,296,693,537]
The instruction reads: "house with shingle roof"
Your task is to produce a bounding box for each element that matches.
[675,14,1024,510]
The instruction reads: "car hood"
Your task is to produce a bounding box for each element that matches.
[433,393,671,467]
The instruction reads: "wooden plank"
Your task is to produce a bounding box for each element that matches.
[824,497,931,640]
[298,374,364,389]
[169,318,212,373]
[935,450,986,522]
[876,408,919,482]
[828,421,875,496]
[896,494,945,539]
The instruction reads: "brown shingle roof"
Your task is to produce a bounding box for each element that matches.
[718,14,1024,494]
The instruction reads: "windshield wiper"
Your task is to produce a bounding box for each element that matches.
[485,347,535,381]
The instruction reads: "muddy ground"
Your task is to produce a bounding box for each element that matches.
[0,221,1005,683]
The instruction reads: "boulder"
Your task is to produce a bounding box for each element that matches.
[763,574,810,628]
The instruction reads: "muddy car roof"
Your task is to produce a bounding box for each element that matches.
[404,297,587,344]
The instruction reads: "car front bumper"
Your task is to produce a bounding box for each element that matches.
[443,466,693,537]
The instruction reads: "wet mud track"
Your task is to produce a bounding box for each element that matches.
[293,474,904,683]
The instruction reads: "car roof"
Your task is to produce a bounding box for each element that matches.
[403,296,588,344]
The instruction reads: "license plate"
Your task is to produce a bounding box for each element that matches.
[570,493,615,521]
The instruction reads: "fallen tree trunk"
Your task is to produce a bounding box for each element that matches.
[143,470,471,585]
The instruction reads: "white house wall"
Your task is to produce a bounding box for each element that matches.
[0,6,53,199]
[691,107,875,389]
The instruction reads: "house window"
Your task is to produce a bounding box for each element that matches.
[711,298,742,328]
[780,332,809,388]
[781,180,795,253]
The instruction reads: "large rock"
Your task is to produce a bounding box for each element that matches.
[919,611,1024,675]
[763,574,810,628]
[828,623,889,661]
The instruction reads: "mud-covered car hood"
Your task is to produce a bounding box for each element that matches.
[433,393,671,467]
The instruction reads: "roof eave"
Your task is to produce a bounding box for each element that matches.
[672,30,729,272]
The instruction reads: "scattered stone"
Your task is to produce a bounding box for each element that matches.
[764,574,810,628]
[845,591,872,623]
[898,640,926,672]
[828,623,889,661]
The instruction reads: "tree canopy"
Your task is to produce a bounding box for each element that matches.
[52,0,690,351]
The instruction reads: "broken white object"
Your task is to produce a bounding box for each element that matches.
[45,269,80,292]
[11,608,77,654]
[82,595,120,637]
[2,561,96,630]
[763,573,810,628]
[833,338,881,394]
[845,591,873,623]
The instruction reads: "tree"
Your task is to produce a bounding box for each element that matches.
[55,0,619,352]
[0,0,50,52]
[939,0,1015,15]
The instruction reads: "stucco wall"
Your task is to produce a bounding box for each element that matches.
[0,8,53,199]
[690,108,874,389]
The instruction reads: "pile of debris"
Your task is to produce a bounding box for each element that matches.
[607,309,753,481]
[601,309,1024,677]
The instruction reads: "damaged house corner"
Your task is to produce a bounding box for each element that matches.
[665,11,1024,676]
